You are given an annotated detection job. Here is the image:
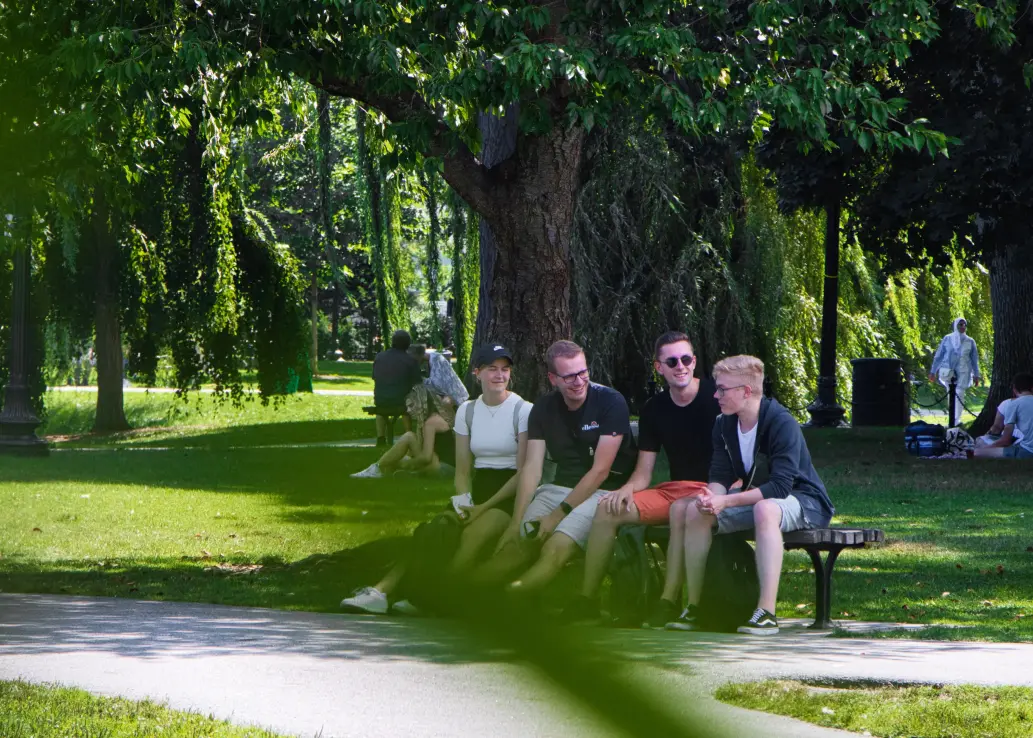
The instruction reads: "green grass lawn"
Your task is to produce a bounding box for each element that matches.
[4,395,1033,640]
[0,680,289,738]
[716,680,1033,738]
[42,390,378,447]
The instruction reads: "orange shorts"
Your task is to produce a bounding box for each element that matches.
[633,480,710,525]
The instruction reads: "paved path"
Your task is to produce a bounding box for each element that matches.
[3,594,1030,738]
[48,386,374,397]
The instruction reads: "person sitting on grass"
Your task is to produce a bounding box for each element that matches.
[340,344,533,614]
[472,340,637,593]
[371,330,422,446]
[351,345,469,479]
[975,387,1026,449]
[973,373,1033,459]
[559,331,720,625]
[665,355,834,635]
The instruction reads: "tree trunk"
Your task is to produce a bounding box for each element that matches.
[310,268,319,384]
[970,242,1033,434]
[331,281,340,350]
[420,169,442,345]
[472,105,519,359]
[356,107,391,343]
[451,124,585,399]
[92,189,130,433]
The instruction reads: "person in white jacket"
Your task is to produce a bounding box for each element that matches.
[929,317,981,408]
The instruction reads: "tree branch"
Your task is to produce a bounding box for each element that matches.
[314,76,498,216]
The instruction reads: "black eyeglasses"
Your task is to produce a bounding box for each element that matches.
[557,369,589,385]
[663,355,694,369]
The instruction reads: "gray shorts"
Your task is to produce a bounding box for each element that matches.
[520,484,608,549]
[1002,444,1033,459]
[715,494,812,535]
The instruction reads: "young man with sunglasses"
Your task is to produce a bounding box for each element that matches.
[559,331,720,625]
[666,355,834,635]
[474,340,637,590]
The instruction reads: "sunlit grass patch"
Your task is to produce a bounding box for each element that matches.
[716,679,1033,737]
[0,680,290,737]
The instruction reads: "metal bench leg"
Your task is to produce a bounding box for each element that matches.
[804,546,844,630]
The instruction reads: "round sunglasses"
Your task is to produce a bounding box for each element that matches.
[662,355,694,369]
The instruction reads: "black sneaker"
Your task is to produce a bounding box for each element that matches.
[664,604,701,631]
[558,595,601,625]
[737,607,779,635]
[645,598,682,629]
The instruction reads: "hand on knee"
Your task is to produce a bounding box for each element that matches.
[593,506,622,529]
[684,503,710,531]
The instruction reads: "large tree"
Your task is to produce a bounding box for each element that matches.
[855,3,1032,433]
[160,0,961,393]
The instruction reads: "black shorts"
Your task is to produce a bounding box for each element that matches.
[434,431,456,467]
[472,468,518,517]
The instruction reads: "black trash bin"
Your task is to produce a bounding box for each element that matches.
[850,358,909,426]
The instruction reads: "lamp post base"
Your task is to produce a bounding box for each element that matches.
[805,376,848,428]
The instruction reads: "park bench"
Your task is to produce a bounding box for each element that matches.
[614,524,884,630]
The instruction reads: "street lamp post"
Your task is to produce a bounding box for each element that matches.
[806,196,848,428]
[0,245,48,455]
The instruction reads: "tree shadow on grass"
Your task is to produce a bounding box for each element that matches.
[53,418,383,450]
[4,442,452,513]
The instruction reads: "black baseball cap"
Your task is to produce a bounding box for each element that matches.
[473,343,514,367]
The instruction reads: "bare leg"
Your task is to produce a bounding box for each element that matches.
[373,563,406,597]
[973,446,1007,458]
[408,414,449,471]
[452,509,511,574]
[472,539,537,585]
[378,431,420,474]
[753,500,784,613]
[509,533,580,593]
[660,497,694,603]
[375,415,388,439]
[682,503,715,607]
[581,505,640,599]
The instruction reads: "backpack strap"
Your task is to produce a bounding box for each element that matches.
[464,400,475,435]
[511,398,526,441]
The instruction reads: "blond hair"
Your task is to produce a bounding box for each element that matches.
[545,340,584,373]
[712,355,764,394]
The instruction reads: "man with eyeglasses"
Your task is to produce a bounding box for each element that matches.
[559,331,720,625]
[665,355,834,635]
[474,340,637,591]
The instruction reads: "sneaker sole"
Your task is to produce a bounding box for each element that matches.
[340,602,388,615]
[736,625,779,635]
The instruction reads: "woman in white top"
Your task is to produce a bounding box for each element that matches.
[340,343,532,614]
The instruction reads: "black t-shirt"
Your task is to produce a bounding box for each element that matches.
[372,348,421,405]
[637,378,721,482]
[528,383,637,489]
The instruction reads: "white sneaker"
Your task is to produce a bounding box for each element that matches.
[390,599,421,616]
[340,587,389,614]
[350,463,382,479]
